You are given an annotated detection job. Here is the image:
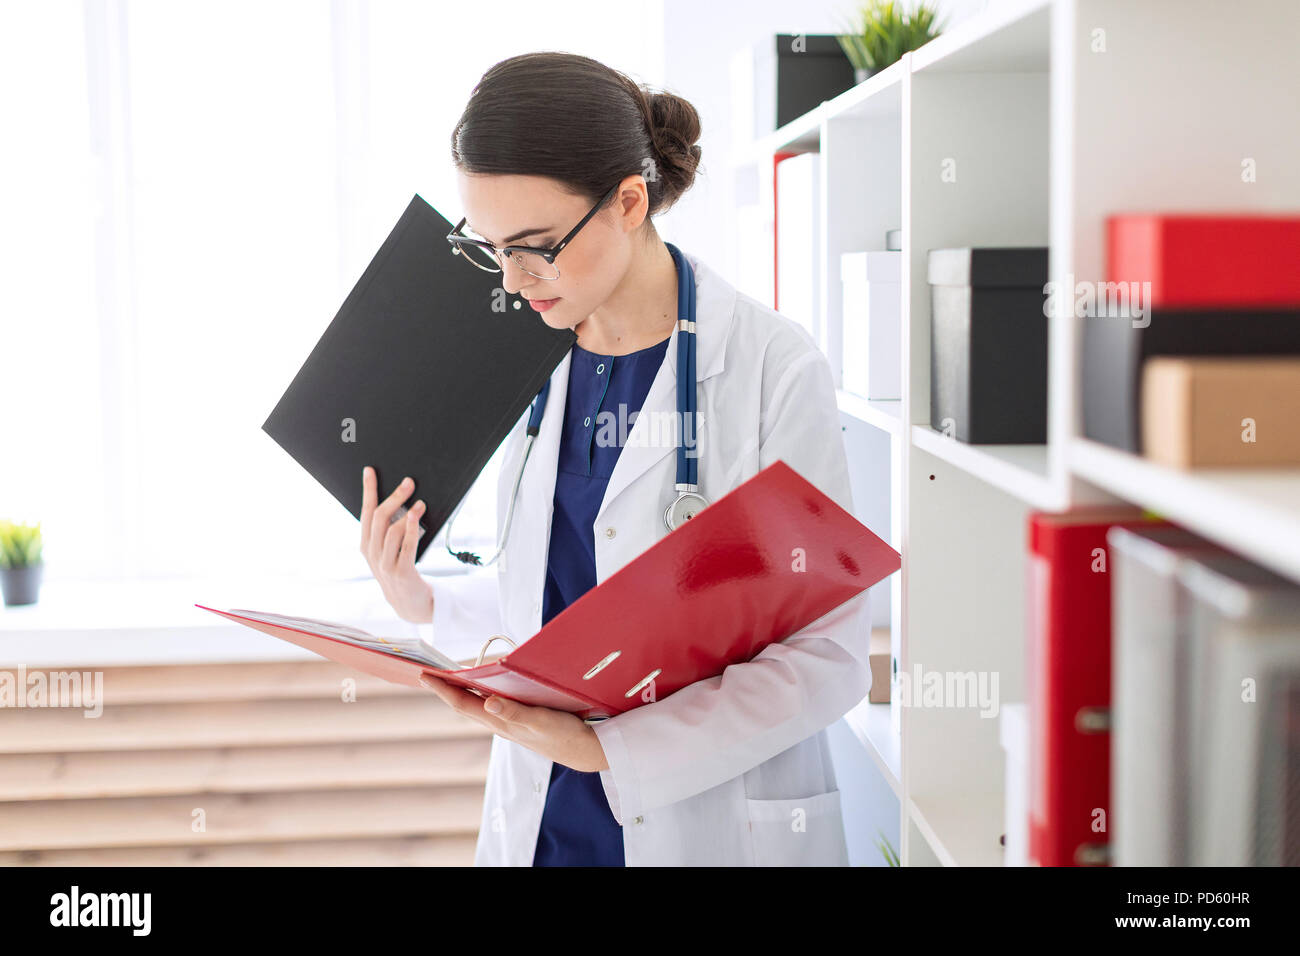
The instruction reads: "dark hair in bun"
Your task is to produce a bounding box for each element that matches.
[451,52,703,224]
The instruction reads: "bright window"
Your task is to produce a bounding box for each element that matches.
[0,0,664,583]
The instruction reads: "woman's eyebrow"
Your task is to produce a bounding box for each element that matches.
[466,223,555,245]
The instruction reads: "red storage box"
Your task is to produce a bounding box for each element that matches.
[1107,214,1300,308]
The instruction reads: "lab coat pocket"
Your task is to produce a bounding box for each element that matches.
[744,789,848,867]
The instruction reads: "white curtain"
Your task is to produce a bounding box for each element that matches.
[0,0,665,583]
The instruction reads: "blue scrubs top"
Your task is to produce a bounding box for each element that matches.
[531,332,673,867]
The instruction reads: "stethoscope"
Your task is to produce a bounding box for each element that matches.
[445,241,707,566]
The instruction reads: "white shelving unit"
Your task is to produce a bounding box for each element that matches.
[835,391,902,436]
[733,0,1300,865]
[845,698,901,797]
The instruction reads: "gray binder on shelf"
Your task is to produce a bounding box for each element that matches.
[262,194,576,562]
[1108,525,1226,866]
[1178,552,1300,866]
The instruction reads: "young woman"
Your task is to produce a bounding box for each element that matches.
[359,52,871,866]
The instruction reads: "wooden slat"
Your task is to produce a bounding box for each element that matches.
[86,660,424,704]
[0,737,491,801]
[0,785,487,851]
[0,695,493,753]
[0,835,480,866]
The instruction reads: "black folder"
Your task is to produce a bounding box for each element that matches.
[262,194,576,561]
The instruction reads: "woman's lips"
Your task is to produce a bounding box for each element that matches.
[527,297,560,312]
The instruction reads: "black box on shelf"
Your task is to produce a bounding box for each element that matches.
[928,247,1049,444]
[754,34,856,133]
[1081,307,1300,452]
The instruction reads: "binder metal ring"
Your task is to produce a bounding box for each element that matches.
[476,634,518,667]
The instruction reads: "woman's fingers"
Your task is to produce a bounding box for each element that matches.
[396,500,426,567]
[367,475,416,564]
[419,674,516,735]
[381,507,407,569]
[382,496,423,570]
[359,466,377,552]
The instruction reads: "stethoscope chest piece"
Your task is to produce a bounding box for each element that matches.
[665,490,709,532]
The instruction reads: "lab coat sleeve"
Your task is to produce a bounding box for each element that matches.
[416,566,505,665]
[593,346,873,825]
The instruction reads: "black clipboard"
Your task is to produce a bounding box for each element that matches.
[262,193,576,561]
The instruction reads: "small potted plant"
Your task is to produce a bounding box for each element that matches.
[0,520,44,607]
[838,0,946,82]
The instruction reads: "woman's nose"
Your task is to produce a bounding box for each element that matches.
[498,256,531,295]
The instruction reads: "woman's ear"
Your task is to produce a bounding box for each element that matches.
[613,175,650,235]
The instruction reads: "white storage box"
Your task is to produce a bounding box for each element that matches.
[840,251,901,400]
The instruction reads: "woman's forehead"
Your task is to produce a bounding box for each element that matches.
[458,173,570,242]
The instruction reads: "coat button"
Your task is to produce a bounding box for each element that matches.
[604,527,616,539]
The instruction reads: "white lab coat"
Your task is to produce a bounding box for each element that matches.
[419,248,871,866]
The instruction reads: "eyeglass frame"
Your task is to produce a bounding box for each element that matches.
[445,183,620,280]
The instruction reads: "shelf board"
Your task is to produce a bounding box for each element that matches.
[909,790,1005,867]
[844,698,900,797]
[1069,438,1300,584]
[830,56,906,122]
[911,0,1051,74]
[748,106,821,163]
[739,56,907,167]
[740,0,1051,167]
[911,425,1059,509]
[836,391,902,436]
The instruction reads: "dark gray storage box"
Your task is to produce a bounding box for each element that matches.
[928,247,1049,444]
[754,34,856,133]
[1082,307,1300,452]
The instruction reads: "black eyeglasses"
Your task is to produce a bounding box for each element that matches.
[446,184,619,281]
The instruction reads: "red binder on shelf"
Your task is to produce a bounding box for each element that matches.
[198,459,900,721]
[1026,507,1167,867]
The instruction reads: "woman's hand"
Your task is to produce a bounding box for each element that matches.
[360,465,434,624]
[417,674,609,773]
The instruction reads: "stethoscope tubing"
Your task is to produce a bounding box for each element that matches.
[446,242,700,565]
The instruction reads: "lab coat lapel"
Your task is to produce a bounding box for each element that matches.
[595,251,735,525]
[515,346,570,624]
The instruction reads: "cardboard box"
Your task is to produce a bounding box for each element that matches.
[1141,356,1300,466]
[868,627,890,704]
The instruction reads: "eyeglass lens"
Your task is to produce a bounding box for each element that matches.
[453,235,560,280]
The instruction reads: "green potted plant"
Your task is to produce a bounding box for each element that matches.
[838,0,946,82]
[0,520,44,606]
[875,829,901,866]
